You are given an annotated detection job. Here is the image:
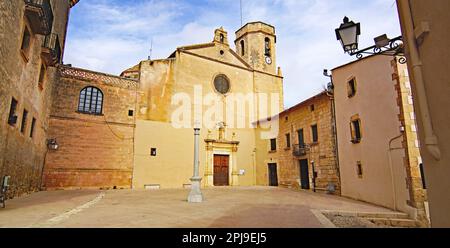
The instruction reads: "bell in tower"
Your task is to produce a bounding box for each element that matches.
[214,27,229,46]
[235,22,277,74]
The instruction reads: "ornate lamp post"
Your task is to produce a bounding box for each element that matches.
[335,17,406,63]
[188,121,203,203]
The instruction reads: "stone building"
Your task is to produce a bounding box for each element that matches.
[0,0,78,197]
[42,66,137,189]
[264,92,341,194]
[397,0,450,227]
[332,55,428,225]
[42,22,284,189]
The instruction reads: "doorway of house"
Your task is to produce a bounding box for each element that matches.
[268,163,278,187]
[299,159,310,190]
[214,155,230,186]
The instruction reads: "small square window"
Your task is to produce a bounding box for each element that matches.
[21,26,32,60]
[311,124,318,143]
[150,148,157,156]
[8,98,18,126]
[347,78,357,98]
[21,109,28,133]
[350,117,362,143]
[128,110,134,117]
[357,161,363,178]
[30,117,36,138]
[310,104,315,112]
[270,138,277,151]
[38,63,46,90]
[285,133,291,148]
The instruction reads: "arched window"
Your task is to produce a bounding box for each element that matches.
[240,40,245,56]
[265,37,271,57]
[220,34,225,43]
[78,86,103,115]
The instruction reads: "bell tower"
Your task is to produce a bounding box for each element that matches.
[235,22,277,74]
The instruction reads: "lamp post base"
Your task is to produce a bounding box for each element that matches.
[188,177,203,203]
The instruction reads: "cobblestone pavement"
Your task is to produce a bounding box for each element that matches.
[0,187,401,228]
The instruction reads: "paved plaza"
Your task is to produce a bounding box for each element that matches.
[0,187,400,228]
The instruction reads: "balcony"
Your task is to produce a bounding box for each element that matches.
[41,33,61,66]
[293,144,309,157]
[24,0,54,35]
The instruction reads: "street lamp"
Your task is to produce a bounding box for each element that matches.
[188,121,203,203]
[47,138,59,150]
[335,17,406,63]
[335,16,361,54]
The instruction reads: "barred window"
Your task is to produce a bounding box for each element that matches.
[78,87,103,115]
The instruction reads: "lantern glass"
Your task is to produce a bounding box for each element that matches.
[336,17,361,53]
[339,25,359,52]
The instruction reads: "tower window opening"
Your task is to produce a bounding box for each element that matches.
[265,37,271,57]
[240,40,245,56]
[220,34,224,43]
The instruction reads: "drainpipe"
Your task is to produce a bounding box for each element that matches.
[330,95,340,176]
[397,0,441,161]
[388,133,404,211]
[326,80,341,191]
[252,148,257,185]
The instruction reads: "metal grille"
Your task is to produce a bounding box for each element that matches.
[59,66,138,90]
[78,87,103,115]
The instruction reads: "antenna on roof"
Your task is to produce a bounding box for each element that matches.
[148,38,153,61]
[240,0,243,27]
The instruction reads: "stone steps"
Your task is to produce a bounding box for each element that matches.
[366,217,419,228]
[320,210,419,228]
[321,210,409,219]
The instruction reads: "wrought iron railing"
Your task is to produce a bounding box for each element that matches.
[42,33,61,64]
[293,144,309,157]
[24,0,54,35]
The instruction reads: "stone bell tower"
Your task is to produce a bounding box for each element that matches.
[235,22,277,75]
[214,27,229,46]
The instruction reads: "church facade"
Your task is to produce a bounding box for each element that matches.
[42,22,284,190]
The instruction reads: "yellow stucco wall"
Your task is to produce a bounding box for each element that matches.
[333,55,413,214]
[131,24,283,189]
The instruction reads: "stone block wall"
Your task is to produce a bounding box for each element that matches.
[42,67,138,189]
[0,0,71,197]
[268,92,340,194]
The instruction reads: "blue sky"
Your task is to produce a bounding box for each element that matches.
[64,0,401,108]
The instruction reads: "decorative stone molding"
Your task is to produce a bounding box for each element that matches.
[58,65,138,90]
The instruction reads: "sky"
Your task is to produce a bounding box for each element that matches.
[64,0,401,108]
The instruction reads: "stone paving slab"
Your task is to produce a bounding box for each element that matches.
[0,187,401,228]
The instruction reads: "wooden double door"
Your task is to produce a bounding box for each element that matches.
[214,155,230,186]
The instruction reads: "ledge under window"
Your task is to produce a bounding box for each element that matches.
[76,111,104,116]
